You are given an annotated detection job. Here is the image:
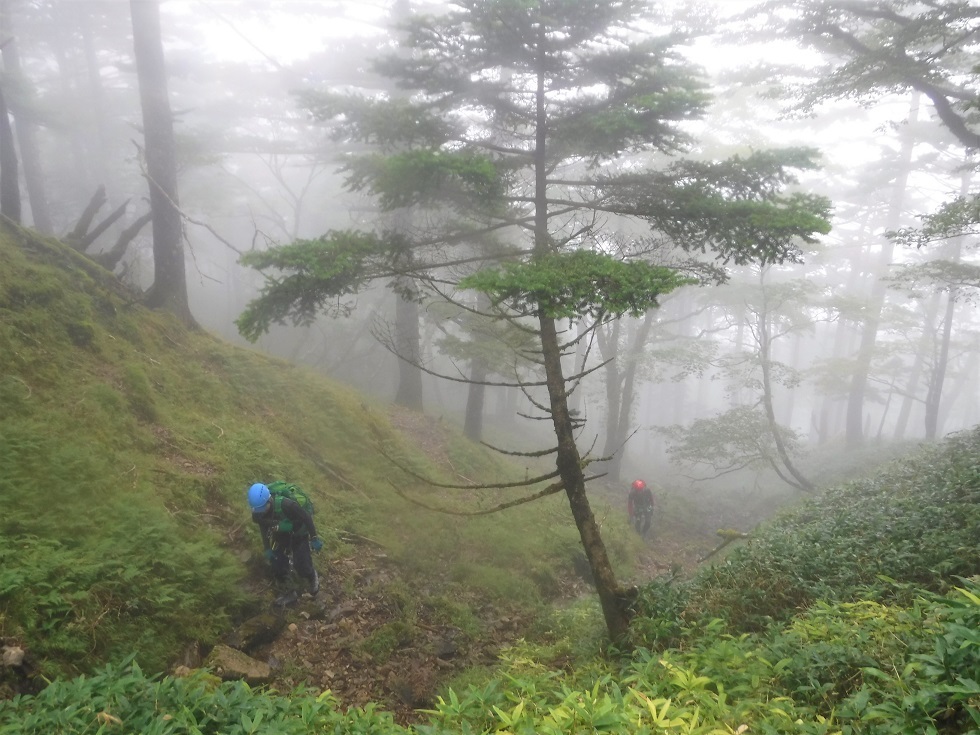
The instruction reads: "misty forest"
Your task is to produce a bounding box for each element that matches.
[0,1,979,733]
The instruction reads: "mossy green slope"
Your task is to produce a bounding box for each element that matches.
[0,225,598,678]
[2,225,979,734]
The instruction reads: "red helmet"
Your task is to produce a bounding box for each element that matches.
[631,479,646,490]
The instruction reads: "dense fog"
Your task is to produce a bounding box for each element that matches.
[5,0,978,499]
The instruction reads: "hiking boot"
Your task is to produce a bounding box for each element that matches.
[274,590,299,608]
[309,570,320,596]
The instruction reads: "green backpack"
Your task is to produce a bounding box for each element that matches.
[267,481,314,533]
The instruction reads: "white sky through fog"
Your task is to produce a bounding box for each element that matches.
[178,0,808,69]
[169,0,954,214]
[168,1,387,65]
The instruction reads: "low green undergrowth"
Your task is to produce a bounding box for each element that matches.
[2,581,977,733]
[0,425,247,677]
[418,579,980,734]
[632,426,980,644]
[0,659,402,735]
[3,409,979,734]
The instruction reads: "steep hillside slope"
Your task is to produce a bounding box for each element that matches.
[4,223,978,733]
[0,223,625,694]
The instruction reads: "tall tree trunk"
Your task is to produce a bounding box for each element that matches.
[816,207,875,443]
[758,274,814,492]
[844,247,898,446]
[845,95,918,446]
[597,320,623,458]
[896,173,968,440]
[463,359,487,441]
[596,312,657,483]
[893,292,941,440]
[533,61,628,643]
[0,7,51,233]
[386,0,424,410]
[924,292,955,440]
[130,0,192,324]
[609,313,656,482]
[495,382,518,428]
[923,176,970,439]
[0,82,20,223]
[780,330,803,427]
[937,342,979,433]
[393,281,423,410]
[463,292,491,441]
[732,302,748,407]
[540,314,630,642]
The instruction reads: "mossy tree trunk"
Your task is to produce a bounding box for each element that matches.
[540,315,632,642]
[130,0,193,326]
[533,61,630,643]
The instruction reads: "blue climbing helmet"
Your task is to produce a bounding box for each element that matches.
[247,482,271,510]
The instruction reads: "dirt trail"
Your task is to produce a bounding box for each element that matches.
[251,518,719,725]
[250,410,727,724]
[253,550,541,725]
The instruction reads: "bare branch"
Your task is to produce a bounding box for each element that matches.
[78,198,131,250]
[91,211,152,271]
[66,185,107,243]
[479,439,558,458]
[373,433,562,490]
[388,478,566,516]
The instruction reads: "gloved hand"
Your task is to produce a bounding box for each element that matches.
[310,537,323,552]
[264,548,274,562]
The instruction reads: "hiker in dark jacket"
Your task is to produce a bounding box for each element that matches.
[248,482,322,595]
[627,479,655,538]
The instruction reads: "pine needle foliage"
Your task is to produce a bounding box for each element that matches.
[459,251,696,320]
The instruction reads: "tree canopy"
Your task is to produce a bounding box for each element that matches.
[750,0,980,152]
[237,0,833,643]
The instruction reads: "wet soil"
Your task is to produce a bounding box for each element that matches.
[251,553,539,725]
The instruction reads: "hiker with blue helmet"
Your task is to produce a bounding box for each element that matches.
[248,481,322,595]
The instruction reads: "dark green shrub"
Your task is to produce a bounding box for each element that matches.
[0,659,406,734]
[632,428,980,641]
[838,580,980,734]
[762,600,934,712]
